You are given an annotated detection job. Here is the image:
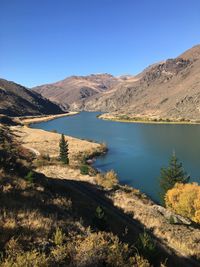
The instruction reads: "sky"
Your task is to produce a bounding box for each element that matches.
[1,0,200,87]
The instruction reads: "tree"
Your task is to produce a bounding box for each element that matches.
[159,153,190,204]
[59,134,69,164]
[165,183,200,223]
[93,206,108,230]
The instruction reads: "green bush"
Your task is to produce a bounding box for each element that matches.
[24,171,34,183]
[80,165,89,175]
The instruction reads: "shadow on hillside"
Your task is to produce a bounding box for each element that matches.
[1,172,199,267]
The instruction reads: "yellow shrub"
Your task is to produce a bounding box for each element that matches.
[95,170,118,189]
[165,183,200,223]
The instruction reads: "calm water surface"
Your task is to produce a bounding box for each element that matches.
[31,112,200,203]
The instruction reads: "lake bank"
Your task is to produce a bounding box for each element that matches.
[11,117,105,184]
[17,111,79,125]
[98,113,200,125]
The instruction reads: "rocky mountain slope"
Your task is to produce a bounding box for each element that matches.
[85,45,200,121]
[33,73,121,110]
[32,45,200,121]
[0,78,64,116]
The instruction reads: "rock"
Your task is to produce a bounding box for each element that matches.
[153,205,192,225]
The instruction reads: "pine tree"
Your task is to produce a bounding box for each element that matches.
[59,134,69,164]
[159,153,190,204]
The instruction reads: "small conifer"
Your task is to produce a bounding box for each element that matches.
[59,134,69,164]
[159,152,190,204]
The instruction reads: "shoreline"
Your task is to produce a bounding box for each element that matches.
[18,112,79,125]
[97,114,200,125]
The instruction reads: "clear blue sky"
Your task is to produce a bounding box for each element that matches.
[1,0,200,87]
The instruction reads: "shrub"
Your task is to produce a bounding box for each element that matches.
[24,171,34,183]
[80,164,89,175]
[50,243,70,265]
[73,232,150,267]
[165,182,200,223]
[104,170,118,188]
[93,206,108,230]
[95,170,118,189]
[136,231,156,260]
[2,250,48,267]
[53,228,65,246]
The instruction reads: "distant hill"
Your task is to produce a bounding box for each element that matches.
[84,45,200,121]
[0,78,64,116]
[33,74,122,110]
[32,44,200,121]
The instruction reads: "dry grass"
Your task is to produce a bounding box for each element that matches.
[36,164,97,183]
[0,172,151,267]
[110,188,200,259]
[12,125,101,165]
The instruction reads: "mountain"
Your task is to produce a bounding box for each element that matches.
[33,74,122,110]
[0,78,64,116]
[84,45,200,121]
[32,45,200,121]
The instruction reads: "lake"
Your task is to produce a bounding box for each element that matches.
[31,111,200,203]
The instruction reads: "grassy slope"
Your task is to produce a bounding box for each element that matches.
[0,120,200,266]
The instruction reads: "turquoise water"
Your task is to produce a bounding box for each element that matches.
[31,112,200,203]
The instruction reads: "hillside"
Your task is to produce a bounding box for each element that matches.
[32,45,200,121]
[0,78,64,116]
[85,45,200,121]
[33,74,122,110]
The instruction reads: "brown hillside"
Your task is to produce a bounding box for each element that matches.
[33,74,121,110]
[85,45,200,121]
[0,79,64,116]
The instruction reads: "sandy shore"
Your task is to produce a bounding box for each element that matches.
[19,112,78,125]
[98,113,200,125]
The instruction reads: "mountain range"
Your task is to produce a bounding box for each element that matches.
[32,44,200,121]
[84,45,200,121]
[1,44,200,120]
[33,73,121,110]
